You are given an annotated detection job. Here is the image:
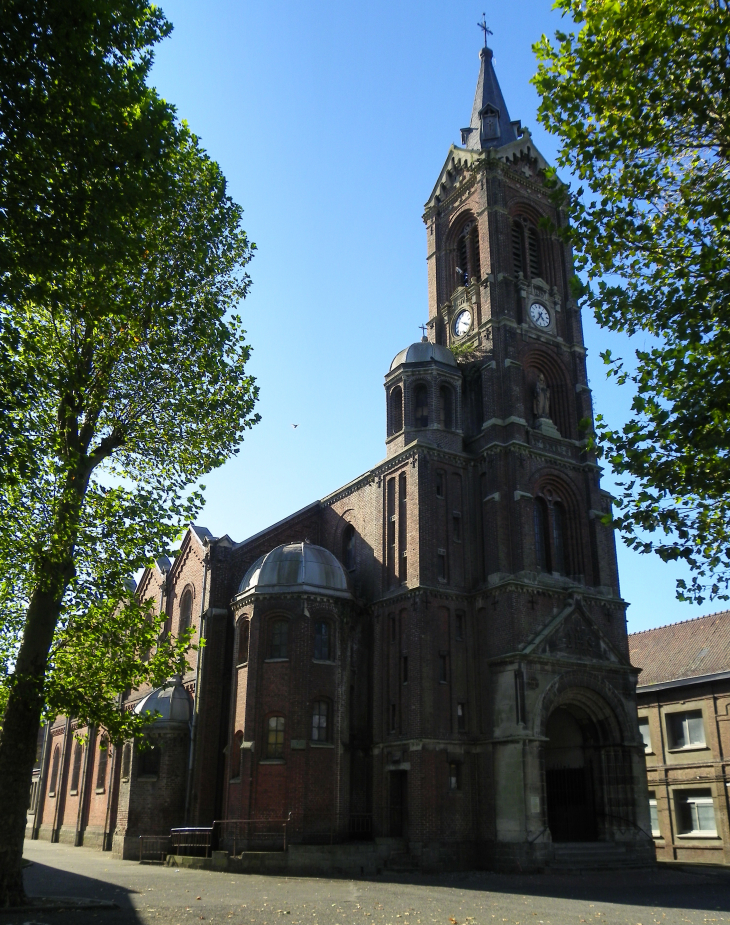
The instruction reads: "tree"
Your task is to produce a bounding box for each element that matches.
[533,0,730,603]
[0,2,259,905]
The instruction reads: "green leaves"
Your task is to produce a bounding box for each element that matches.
[534,0,730,602]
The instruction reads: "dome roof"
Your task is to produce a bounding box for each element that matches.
[389,340,458,372]
[134,676,192,728]
[237,542,351,599]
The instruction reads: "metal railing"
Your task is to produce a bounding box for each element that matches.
[139,835,172,863]
[286,812,373,846]
[216,817,289,855]
[170,826,214,858]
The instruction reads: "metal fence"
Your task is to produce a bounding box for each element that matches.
[139,835,172,863]
[286,812,373,845]
[170,826,214,858]
[216,818,289,855]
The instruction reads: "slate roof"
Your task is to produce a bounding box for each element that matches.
[629,611,730,687]
[461,47,519,151]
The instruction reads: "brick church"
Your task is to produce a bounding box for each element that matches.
[28,40,655,872]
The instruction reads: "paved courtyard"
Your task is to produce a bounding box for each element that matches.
[3,840,729,925]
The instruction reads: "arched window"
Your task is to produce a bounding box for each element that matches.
[342,524,356,571]
[265,716,285,758]
[414,384,429,428]
[314,621,331,661]
[49,745,60,796]
[454,221,480,288]
[96,736,109,790]
[390,386,403,434]
[70,741,83,794]
[311,700,330,742]
[534,498,551,572]
[179,587,193,636]
[553,502,567,575]
[230,731,244,779]
[512,219,541,280]
[138,739,160,779]
[121,743,132,780]
[528,225,541,278]
[439,384,454,430]
[237,619,250,664]
[270,620,289,659]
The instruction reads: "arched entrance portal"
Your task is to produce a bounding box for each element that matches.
[543,689,635,843]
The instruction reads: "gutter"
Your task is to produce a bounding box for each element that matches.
[637,669,730,694]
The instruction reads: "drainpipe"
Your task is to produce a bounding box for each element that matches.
[184,543,210,824]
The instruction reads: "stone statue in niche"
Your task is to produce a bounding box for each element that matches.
[533,373,551,419]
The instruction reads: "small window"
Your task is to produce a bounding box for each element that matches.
[675,789,716,835]
[534,498,550,572]
[402,655,408,684]
[96,737,109,791]
[237,619,250,665]
[311,701,330,742]
[230,731,244,779]
[667,711,705,750]
[648,792,660,837]
[179,587,193,636]
[390,704,397,733]
[266,716,285,758]
[70,742,83,794]
[414,384,429,428]
[449,762,461,791]
[49,745,60,796]
[439,654,448,683]
[435,471,445,498]
[457,703,466,732]
[453,512,462,542]
[552,502,567,575]
[270,620,289,659]
[389,615,396,643]
[638,717,652,753]
[528,225,541,278]
[342,524,356,571]
[439,384,454,430]
[455,611,464,641]
[437,550,447,582]
[121,743,132,781]
[314,621,331,661]
[138,740,160,779]
[390,386,403,434]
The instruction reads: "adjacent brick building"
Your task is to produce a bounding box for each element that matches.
[630,612,730,865]
[28,40,654,871]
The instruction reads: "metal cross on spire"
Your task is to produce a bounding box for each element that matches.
[478,13,493,49]
[419,324,428,340]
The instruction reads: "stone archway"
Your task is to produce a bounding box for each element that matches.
[540,681,636,843]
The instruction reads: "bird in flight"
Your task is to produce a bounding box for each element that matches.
[291,424,299,428]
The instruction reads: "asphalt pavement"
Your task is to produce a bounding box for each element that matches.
[2,839,728,925]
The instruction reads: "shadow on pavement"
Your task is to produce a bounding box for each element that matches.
[0,861,141,923]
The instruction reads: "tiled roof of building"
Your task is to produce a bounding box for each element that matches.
[629,610,730,686]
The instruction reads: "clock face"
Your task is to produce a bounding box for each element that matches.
[529,302,550,328]
[453,309,472,337]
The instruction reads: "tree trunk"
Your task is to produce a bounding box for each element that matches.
[0,480,81,906]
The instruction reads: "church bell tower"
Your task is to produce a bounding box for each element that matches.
[374,32,654,870]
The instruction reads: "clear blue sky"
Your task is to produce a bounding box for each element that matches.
[149,0,716,633]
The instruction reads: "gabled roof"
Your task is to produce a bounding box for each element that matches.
[629,611,730,687]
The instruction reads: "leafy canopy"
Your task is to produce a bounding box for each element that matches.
[0,0,259,738]
[533,0,730,602]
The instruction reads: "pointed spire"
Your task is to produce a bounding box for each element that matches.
[460,42,520,151]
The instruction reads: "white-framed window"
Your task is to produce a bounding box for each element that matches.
[648,791,660,836]
[666,710,705,750]
[675,789,716,835]
[638,717,652,753]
